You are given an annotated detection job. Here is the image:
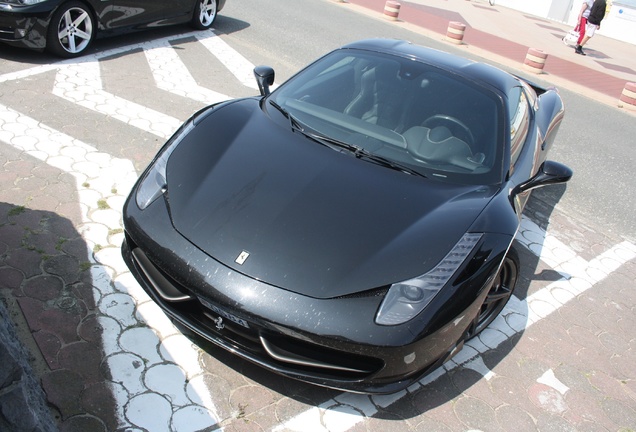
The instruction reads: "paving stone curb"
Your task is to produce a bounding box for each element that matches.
[0,295,56,432]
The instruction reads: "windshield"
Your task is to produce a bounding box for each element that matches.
[270,49,504,185]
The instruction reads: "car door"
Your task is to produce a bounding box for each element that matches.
[107,0,192,29]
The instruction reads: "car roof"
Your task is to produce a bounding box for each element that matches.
[341,38,521,98]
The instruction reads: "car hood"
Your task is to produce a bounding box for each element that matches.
[166,99,498,298]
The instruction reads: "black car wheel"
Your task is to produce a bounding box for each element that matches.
[191,0,218,30]
[466,247,519,339]
[46,1,95,58]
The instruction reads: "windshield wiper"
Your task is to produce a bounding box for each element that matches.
[304,131,359,153]
[268,101,425,178]
[269,100,304,133]
[356,148,426,177]
[305,132,426,178]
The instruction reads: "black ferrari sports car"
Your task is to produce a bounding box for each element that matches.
[0,0,226,57]
[122,39,572,394]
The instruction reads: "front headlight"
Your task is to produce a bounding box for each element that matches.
[135,121,195,210]
[375,233,482,326]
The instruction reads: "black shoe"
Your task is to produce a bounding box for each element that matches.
[574,45,586,56]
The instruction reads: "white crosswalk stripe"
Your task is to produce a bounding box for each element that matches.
[196,32,260,90]
[53,59,182,139]
[144,37,231,105]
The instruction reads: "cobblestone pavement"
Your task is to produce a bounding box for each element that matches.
[1,2,636,432]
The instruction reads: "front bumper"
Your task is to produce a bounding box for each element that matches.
[0,2,57,49]
[122,190,503,393]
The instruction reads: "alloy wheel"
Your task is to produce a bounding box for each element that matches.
[466,247,519,339]
[199,0,218,27]
[57,7,93,54]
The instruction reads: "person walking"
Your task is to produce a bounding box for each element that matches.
[574,0,594,48]
[575,0,608,55]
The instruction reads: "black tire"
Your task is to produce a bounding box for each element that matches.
[191,0,218,30]
[46,1,95,58]
[465,246,519,339]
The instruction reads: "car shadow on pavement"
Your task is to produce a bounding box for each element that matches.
[0,201,118,431]
[89,14,251,56]
[0,43,55,65]
[0,15,250,65]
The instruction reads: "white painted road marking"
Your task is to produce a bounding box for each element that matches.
[274,235,636,432]
[144,37,231,105]
[0,102,221,430]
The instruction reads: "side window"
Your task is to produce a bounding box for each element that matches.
[509,86,529,168]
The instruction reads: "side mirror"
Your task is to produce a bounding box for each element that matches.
[514,160,573,195]
[254,65,275,96]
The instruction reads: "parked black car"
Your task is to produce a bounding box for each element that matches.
[122,39,572,394]
[0,0,226,57]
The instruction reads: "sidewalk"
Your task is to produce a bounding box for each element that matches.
[342,0,636,111]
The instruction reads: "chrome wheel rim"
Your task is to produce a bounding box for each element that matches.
[199,0,217,26]
[57,7,92,54]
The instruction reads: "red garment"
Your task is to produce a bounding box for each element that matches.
[577,17,588,44]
